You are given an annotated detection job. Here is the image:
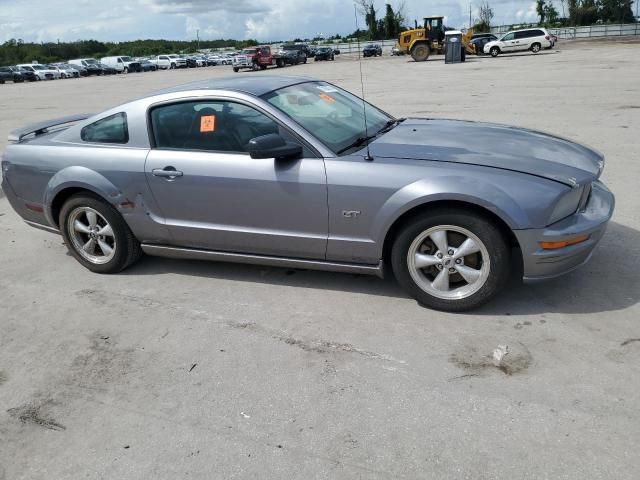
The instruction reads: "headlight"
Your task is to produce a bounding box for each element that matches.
[548,185,585,224]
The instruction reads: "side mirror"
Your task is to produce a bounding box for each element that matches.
[248,133,302,160]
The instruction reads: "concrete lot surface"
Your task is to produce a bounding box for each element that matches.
[1,40,639,479]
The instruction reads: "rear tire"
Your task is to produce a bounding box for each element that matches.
[390,209,510,311]
[59,194,142,274]
[531,43,541,53]
[233,67,239,73]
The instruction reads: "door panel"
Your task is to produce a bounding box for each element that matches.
[145,149,328,260]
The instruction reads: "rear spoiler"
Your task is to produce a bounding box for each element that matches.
[8,113,94,143]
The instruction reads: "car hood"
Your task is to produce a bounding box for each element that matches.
[369,118,603,187]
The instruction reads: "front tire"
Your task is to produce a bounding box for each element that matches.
[490,46,500,57]
[60,194,142,274]
[390,209,510,311]
[411,43,430,62]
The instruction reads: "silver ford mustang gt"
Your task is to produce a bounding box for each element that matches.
[1,76,614,311]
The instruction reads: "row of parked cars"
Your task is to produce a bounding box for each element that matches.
[0,52,242,84]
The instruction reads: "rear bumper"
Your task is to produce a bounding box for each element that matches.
[515,181,615,282]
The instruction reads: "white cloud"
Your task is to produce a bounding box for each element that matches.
[0,0,546,44]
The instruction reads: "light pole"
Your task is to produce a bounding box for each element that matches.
[196,29,200,51]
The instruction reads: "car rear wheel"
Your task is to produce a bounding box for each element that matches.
[531,43,541,53]
[390,209,510,311]
[490,46,500,57]
[60,194,142,273]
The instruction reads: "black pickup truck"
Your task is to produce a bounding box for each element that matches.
[279,44,310,64]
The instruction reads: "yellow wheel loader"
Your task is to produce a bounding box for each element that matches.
[397,17,475,62]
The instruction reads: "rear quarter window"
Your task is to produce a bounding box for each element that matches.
[81,112,129,144]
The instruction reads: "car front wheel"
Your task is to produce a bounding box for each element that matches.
[60,194,142,273]
[490,46,500,57]
[391,209,510,311]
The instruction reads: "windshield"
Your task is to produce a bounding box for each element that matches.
[262,81,393,154]
[32,65,46,70]
[120,56,132,61]
[84,59,98,65]
[242,49,258,54]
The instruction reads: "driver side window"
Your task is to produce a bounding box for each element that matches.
[150,100,312,155]
[502,33,514,41]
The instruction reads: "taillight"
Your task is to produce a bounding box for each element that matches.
[545,35,550,40]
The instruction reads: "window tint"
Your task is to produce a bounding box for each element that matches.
[81,113,129,144]
[502,33,514,41]
[150,101,282,153]
[514,31,527,39]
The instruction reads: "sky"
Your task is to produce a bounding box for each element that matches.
[0,0,541,44]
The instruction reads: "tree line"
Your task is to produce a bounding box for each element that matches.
[475,0,635,33]
[0,38,260,66]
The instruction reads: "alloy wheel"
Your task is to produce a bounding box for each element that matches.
[67,207,117,265]
[406,225,490,300]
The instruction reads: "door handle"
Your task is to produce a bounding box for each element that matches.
[152,167,183,179]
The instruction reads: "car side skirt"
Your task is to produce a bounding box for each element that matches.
[141,244,384,278]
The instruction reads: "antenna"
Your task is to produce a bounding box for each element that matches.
[354,3,374,161]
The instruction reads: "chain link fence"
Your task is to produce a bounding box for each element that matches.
[491,23,640,39]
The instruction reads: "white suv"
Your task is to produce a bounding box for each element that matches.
[484,28,553,57]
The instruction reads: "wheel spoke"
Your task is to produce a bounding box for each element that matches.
[86,211,97,228]
[97,239,113,257]
[414,253,440,269]
[456,265,482,285]
[97,224,113,237]
[73,220,91,234]
[431,268,450,291]
[429,230,448,254]
[453,238,480,259]
[82,238,96,254]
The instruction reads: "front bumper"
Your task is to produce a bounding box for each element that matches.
[515,181,615,282]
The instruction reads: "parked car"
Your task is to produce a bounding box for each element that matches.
[52,64,81,78]
[98,63,117,75]
[139,59,158,72]
[1,76,614,311]
[314,47,334,61]
[0,66,25,83]
[67,64,89,77]
[47,65,77,79]
[14,66,38,81]
[484,28,553,57]
[16,64,58,80]
[100,56,142,73]
[470,33,498,55]
[363,44,382,57]
[68,58,104,75]
[280,44,309,64]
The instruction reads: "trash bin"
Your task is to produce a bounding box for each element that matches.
[445,30,464,64]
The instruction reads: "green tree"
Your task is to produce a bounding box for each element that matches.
[537,0,547,23]
[544,3,560,23]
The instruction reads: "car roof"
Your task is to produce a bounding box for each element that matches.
[153,75,316,97]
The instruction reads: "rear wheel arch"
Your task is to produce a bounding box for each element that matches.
[50,187,108,228]
[381,200,522,267]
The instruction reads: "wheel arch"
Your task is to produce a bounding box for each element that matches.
[44,166,124,227]
[381,199,522,268]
